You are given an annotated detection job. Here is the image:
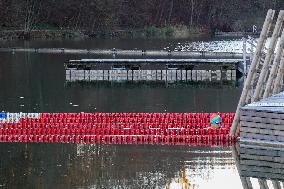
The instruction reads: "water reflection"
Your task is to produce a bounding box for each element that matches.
[0,52,241,113]
[0,143,239,189]
[0,40,245,189]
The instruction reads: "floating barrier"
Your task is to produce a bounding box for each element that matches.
[0,113,236,145]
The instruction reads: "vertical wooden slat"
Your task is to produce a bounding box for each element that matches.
[230,9,275,136]
[272,180,281,189]
[247,10,276,98]
[243,37,247,76]
[253,10,284,102]
[263,30,284,98]
[273,55,284,94]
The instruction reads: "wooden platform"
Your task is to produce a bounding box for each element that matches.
[240,92,284,146]
[0,47,244,59]
[239,144,284,182]
[65,69,236,82]
[66,58,240,70]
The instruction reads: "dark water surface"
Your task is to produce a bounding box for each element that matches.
[0,39,245,189]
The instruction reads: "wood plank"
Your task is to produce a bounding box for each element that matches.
[186,70,193,81]
[240,109,284,119]
[241,121,284,131]
[240,138,284,148]
[242,132,284,142]
[240,116,284,125]
[240,177,253,189]
[240,170,284,181]
[242,106,284,113]
[272,181,282,189]
[240,159,284,169]
[258,179,269,189]
[240,153,284,163]
[192,70,197,81]
[264,27,284,98]
[241,127,284,136]
[240,165,284,175]
[181,70,186,81]
[240,146,284,156]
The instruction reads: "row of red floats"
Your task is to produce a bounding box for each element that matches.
[17,117,234,123]
[40,112,235,119]
[0,128,230,135]
[0,134,236,145]
[1,123,232,129]
[0,112,236,145]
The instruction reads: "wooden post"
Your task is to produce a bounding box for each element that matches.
[231,145,253,189]
[253,10,284,102]
[230,9,275,136]
[272,181,281,189]
[243,37,247,76]
[258,179,269,189]
[272,55,284,94]
[249,10,276,85]
[263,29,284,98]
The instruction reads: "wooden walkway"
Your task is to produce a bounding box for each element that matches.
[66,69,236,82]
[240,92,284,146]
[65,58,239,83]
[0,47,243,59]
[233,144,284,187]
[66,58,240,70]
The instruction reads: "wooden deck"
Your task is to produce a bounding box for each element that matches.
[238,144,284,183]
[240,92,284,146]
[65,69,236,82]
[65,58,239,82]
[0,47,244,59]
[66,58,241,70]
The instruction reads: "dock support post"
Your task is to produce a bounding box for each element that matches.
[243,37,247,76]
[230,9,275,136]
[272,181,281,189]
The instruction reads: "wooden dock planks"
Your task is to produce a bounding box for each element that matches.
[239,144,284,181]
[240,92,284,145]
[66,69,237,82]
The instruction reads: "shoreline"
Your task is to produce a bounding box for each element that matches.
[0,27,211,41]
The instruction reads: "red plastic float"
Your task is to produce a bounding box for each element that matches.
[0,112,236,145]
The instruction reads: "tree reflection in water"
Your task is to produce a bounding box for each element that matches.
[0,143,235,189]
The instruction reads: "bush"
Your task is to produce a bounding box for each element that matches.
[162,26,174,37]
[145,26,160,37]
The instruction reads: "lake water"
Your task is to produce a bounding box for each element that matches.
[0,38,260,189]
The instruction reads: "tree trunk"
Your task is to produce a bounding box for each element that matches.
[168,0,174,24]
[190,0,194,27]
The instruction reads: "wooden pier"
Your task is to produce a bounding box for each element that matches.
[66,69,236,82]
[233,144,284,187]
[0,47,244,59]
[240,92,284,146]
[230,9,284,141]
[65,58,239,83]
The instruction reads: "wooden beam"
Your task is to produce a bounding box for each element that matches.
[263,30,284,98]
[253,10,284,102]
[230,9,275,136]
[241,127,284,137]
[241,121,284,131]
[273,55,284,94]
[272,181,281,189]
[242,132,284,142]
[258,179,269,189]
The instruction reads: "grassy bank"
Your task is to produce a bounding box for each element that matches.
[0,25,210,40]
